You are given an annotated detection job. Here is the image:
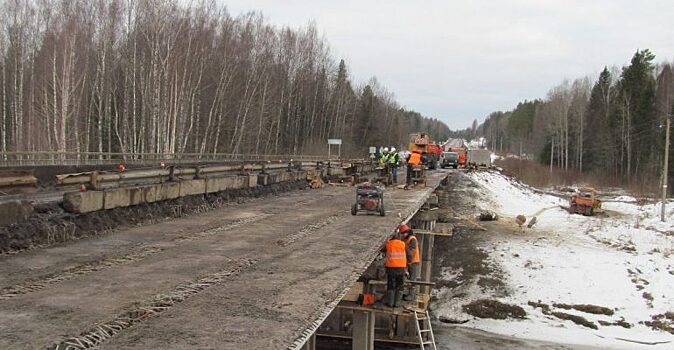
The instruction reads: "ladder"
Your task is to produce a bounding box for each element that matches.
[413,309,437,350]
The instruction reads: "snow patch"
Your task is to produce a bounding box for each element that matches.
[436,170,674,349]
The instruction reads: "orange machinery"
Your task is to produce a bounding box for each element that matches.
[569,187,602,216]
[409,133,443,169]
[447,146,467,167]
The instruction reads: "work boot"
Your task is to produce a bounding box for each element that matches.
[394,290,403,307]
[386,290,395,307]
[404,288,416,301]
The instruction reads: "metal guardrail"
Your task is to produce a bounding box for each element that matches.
[0,152,331,167]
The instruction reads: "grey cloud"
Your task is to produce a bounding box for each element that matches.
[221,0,674,128]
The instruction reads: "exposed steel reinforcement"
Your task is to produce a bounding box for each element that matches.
[1,214,273,300]
[48,258,257,350]
[0,246,163,300]
[277,213,344,247]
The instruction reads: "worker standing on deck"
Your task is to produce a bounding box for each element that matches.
[389,147,399,184]
[384,230,409,308]
[401,225,421,301]
[405,149,422,187]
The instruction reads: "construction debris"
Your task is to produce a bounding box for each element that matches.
[527,216,538,228]
[306,169,324,189]
[478,211,498,221]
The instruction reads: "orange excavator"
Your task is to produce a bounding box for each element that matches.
[408,132,442,169]
[569,187,602,216]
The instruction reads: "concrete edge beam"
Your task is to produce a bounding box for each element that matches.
[61,169,313,214]
[63,191,104,214]
[179,179,206,197]
[104,188,132,210]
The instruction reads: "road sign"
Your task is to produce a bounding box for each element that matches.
[327,139,342,159]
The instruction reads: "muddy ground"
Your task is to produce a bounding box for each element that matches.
[431,172,510,309]
[0,180,308,253]
[426,171,607,350]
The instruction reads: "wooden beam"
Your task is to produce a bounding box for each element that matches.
[413,229,453,236]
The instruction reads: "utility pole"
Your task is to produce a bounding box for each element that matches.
[662,115,670,222]
[550,138,554,176]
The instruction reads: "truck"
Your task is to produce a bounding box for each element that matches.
[408,133,442,169]
[441,151,459,169]
[467,149,491,168]
[450,147,467,167]
[443,139,467,168]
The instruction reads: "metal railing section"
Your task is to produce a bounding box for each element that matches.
[0,151,331,167]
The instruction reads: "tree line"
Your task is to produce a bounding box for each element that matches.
[469,49,673,191]
[0,0,450,160]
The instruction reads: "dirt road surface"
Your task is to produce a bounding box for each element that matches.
[0,173,445,349]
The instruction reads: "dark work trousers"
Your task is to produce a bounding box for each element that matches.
[406,165,413,186]
[405,262,420,300]
[390,165,398,183]
[386,267,406,306]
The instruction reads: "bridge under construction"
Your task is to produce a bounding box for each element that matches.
[0,157,451,350]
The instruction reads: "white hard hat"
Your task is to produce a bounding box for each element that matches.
[391,147,396,152]
[383,147,389,152]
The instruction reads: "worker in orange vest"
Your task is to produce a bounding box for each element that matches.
[384,230,410,307]
[405,149,422,187]
[400,224,421,301]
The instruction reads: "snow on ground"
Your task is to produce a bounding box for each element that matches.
[439,170,674,349]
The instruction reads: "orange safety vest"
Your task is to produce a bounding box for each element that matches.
[408,152,421,165]
[385,239,407,268]
[405,235,420,263]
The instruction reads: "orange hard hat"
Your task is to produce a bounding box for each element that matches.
[398,224,411,233]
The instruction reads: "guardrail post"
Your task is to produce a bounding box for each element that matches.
[90,171,100,190]
[169,166,177,182]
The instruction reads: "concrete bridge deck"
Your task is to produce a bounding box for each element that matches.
[0,172,447,349]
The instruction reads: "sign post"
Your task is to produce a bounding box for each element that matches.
[328,139,342,160]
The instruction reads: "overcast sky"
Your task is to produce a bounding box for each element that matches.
[221,0,674,129]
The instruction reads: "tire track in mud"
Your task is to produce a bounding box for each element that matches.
[48,258,257,350]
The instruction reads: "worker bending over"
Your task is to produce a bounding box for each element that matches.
[405,149,422,187]
[384,228,411,308]
[400,225,421,301]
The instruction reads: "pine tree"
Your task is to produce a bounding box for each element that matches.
[585,67,614,173]
[617,49,657,179]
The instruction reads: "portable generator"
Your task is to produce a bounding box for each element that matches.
[351,182,385,216]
